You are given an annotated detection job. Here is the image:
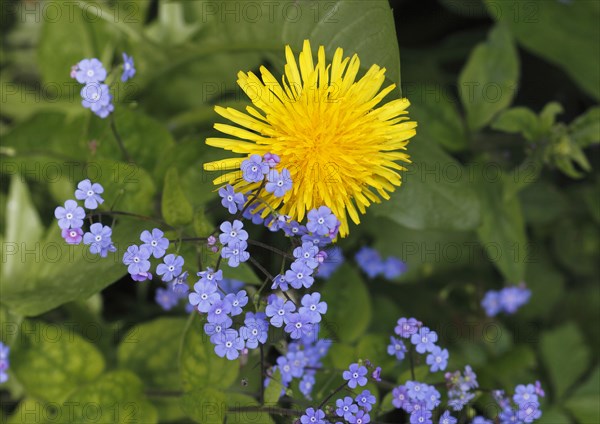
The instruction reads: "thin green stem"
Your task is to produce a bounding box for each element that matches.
[247,239,295,259]
[249,256,274,281]
[89,210,176,232]
[317,381,348,410]
[110,115,133,163]
[259,345,265,406]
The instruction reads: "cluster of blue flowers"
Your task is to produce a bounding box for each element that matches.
[219,220,250,267]
[295,361,379,424]
[267,334,331,400]
[188,267,266,359]
[493,382,545,424]
[387,317,449,373]
[70,53,135,118]
[241,153,293,198]
[335,389,376,423]
[481,285,531,317]
[392,381,442,424]
[354,246,407,280]
[54,180,116,257]
[315,246,344,279]
[0,342,9,383]
[444,366,479,411]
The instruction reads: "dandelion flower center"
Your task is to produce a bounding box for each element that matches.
[204,40,417,236]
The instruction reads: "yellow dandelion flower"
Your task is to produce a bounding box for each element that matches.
[204,40,417,237]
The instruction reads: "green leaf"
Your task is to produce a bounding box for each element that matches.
[321,264,371,343]
[181,388,226,424]
[10,320,105,402]
[0,112,88,158]
[162,167,194,227]
[552,218,600,278]
[520,251,565,320]
[63,370,158,424]
[483,345,536,389]
[564,367,600,424]
[0,218,147,317]
[37,0,95,87]
[179,313,239,392]
[6,398,51,424]
[492,107,540,141]
[475,176,527,282]
[264,368,284,404]
[225,393,275,424]
[118,318,187,390]
[398,365,431,384]
[369,216,477,281]
[194,209,214,237]
[110,108,176,173]
[539,102,564,132]
[540,323,591,400]
[1,177,43,283]
[484,0,600,99]
[519,180,568,225]
[459,24,519,130]
[570,107,600,148]
[0,304,22,345]
[535,407,571,424]
[408,84,467,151]
[372,137,481,231]
[92,159,157,215]
[355,334,396,371]
[187,0,401,88]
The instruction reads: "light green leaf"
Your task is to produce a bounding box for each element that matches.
[162,167,194,227]
[459,24,519,130]
[564,367,600,424]
[93,158,157,215]
[540,323,591,400]
[146,1,200,45]
[264,368,284,405]
[321,264,371,343]
[10,320,105,402]
[118,318,187,390]
[0,112,91,160]
[194,209,214,237]
[484,0,600,99]
[0,304,22,345]
[110,108,176,173]
[570,107,600,148]
[539,102,564,132]
[37,0,95,87]
[0,218,147,317]
[179,313,239,392]
[1,177,43,283]
[476,176,527,282]
[6,398,51,424]
[372,137,481,231]
[181,388,226,424]
[492,107,540,141]
[63,370,158,424]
